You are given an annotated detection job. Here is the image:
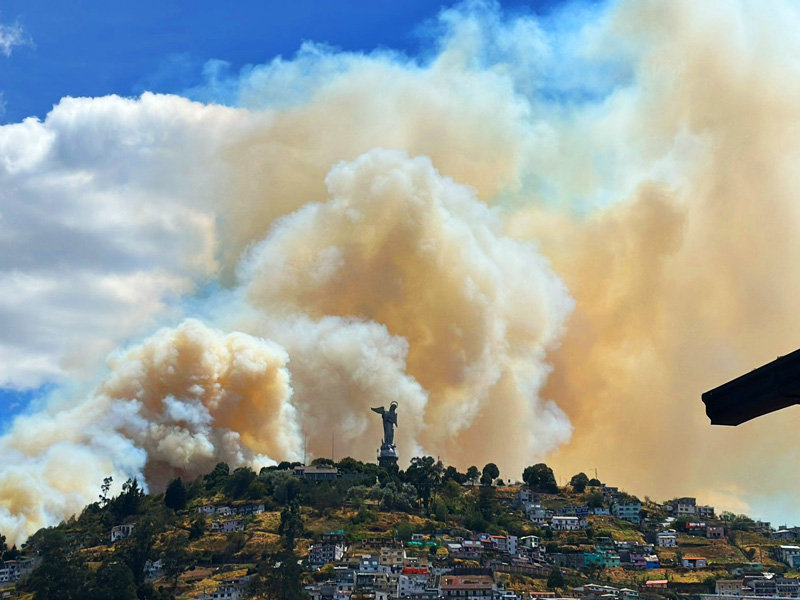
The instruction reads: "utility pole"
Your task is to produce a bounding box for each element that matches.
[332,431,335,463]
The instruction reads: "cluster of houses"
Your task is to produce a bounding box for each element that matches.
[196,574,254,600]
[306,532,556,600]
[194,503,265,534]
[704,573,800,600]
[304,564,504,600]
[514,489,642,530]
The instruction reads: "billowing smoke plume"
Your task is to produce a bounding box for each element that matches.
[0,320,301,542]
[0,147,573,543]
[4,0,800,543]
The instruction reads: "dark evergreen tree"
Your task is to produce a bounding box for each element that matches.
[164,478,187,511]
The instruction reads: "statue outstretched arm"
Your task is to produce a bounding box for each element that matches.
[371,406,385,415]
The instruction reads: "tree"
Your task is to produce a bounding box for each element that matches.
[224,467,256,500]
[585,491,604,509]
[204,462,230,492]
[442,466,467,485]
[110,479,144,522]
[588,478,602,487]
[309,457,334,467]
[570,473,589,493]
[278,501,304,552]
[100,476,113,507]
[466,466,480,484]
[25,529,90,599]
[522,464,558,493]
[480,463,499,486]
[164,478,187,511]
[547,567,565,590]
[90,561,137,600]
[405,456,444,513]
[254,501,308,600]
[395,521,414,542]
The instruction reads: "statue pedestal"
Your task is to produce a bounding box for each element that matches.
[378,443,398,470]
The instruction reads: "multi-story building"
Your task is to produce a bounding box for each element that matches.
[398,567,431,597]
[697,505,716,519]
[111,523,135,542]
[675,498,697,516]
[612,502,642,525]
[440,574,495,600]
[490,535,518,555]
[380,546,405,570]
[657,531,677,547]
[779,546,800,568]
[309,541,346,565]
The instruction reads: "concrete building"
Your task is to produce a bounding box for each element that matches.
[612,502,642,525]
[440,574,495,600]
[697,505,716,519]
[309,542,346,565]
[707,526,725,540]
[682,557,708,568]
[551,516,587,531]
[380,546,405,570]
[111,523,135,542]
[398,567,431,597]
[657,531,678,547]
[291,465,339,481]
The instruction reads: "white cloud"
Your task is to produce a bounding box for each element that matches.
[0,12,29,57]
[0,93,260,388]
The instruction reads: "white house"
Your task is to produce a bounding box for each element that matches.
[657,531,677,547]
[551,516,587,531]
[111,523,135,542]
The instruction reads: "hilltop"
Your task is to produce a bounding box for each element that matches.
[1,458,797,600]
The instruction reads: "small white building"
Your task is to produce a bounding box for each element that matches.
[111,523,135,542]
[551,516,587,531]
[657,531,677,547]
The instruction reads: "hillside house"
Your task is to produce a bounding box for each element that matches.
[612,502,642,524]
[309,541,346,565]
[440,574,495,600]
[697,505,716,519]
[380,546,405,570]
[778,546,800,568]
[645,581,668,590]
[682,557,708,568]
[490,535,518,555]
[111,523,135,542]
[398,566,431,597]
[210,519,243,533]
[657,531,677,547]
[707,526,725,540]
[0,559,35,584]
[291,465,339,481]
[551,516,587,531]
[526,505,548,525]
[674,497,697,516]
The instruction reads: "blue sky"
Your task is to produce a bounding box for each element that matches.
[0,0,568,124]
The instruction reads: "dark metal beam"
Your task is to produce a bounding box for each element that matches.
[702,347,800,425]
